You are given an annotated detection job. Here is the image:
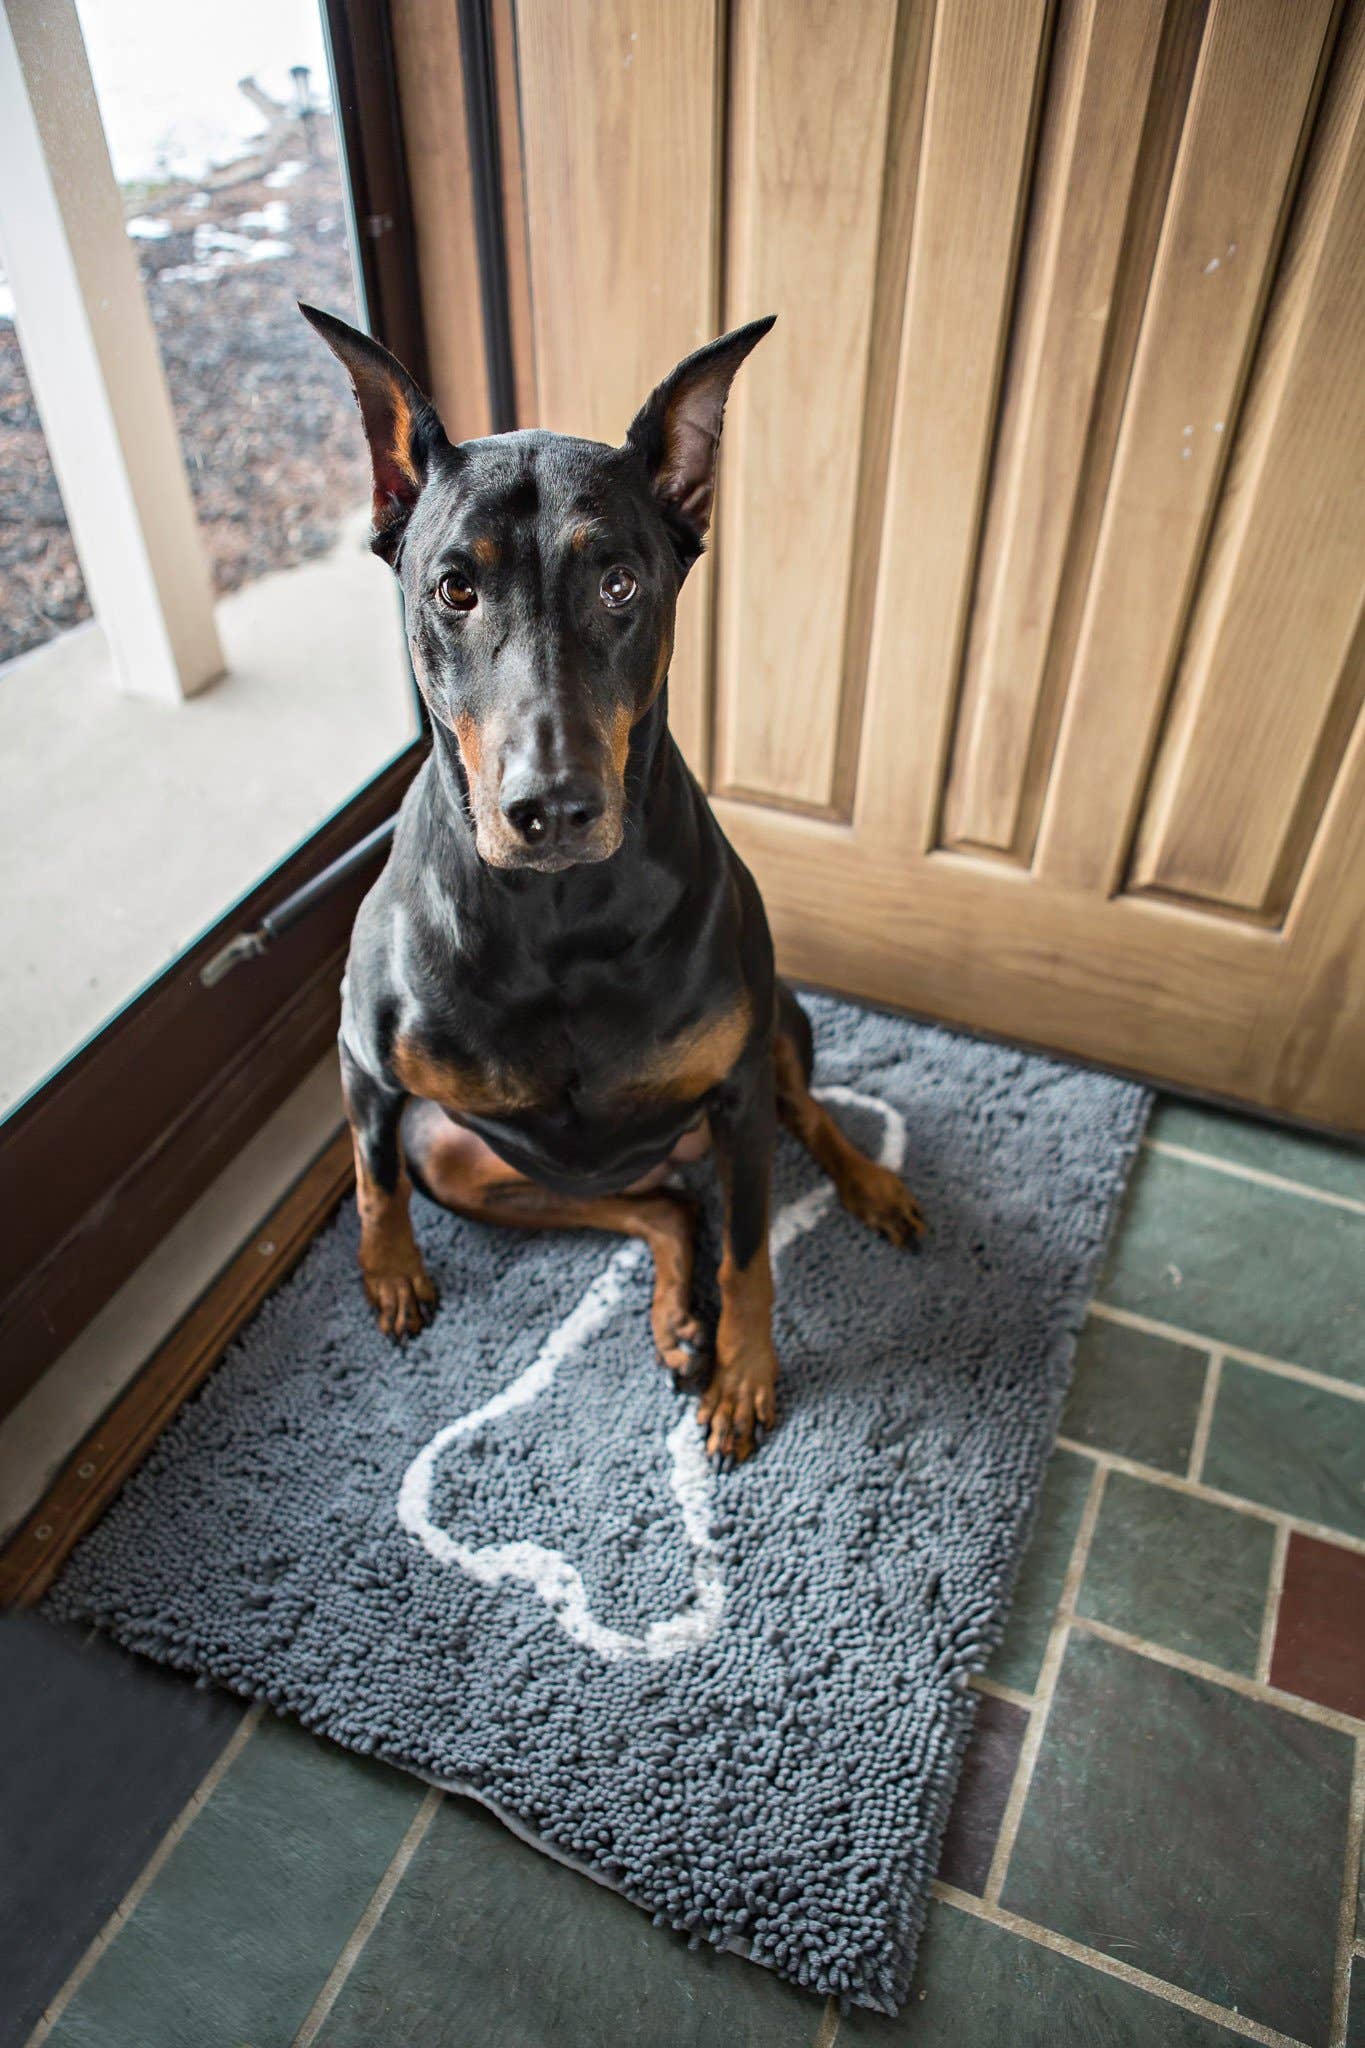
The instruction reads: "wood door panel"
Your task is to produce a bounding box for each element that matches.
[513,0,722,774]
[1036,0,1338,894]
[1247,701,1365,1129]
[713,0,898,812]
[505,0,1365,1130]
[856,0,1053,853]
[714,800,1271,1096]
[1129,10,1365,922]
[939,0,1168,860]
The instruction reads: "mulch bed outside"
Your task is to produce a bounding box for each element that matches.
[0,117,371,668]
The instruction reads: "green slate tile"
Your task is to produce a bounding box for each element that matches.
[0,1615,241,2042]
[1001,1632,1351,2044]
[49,1715,426,2048]
[1059,1318,1208,1473]
[1349,1956,1365,2048]
[840,1898,1251,2045]
[988,1451,1093,1694]
[1077,1472,1273,1676]
[1098,1148,1365,1384]
[1152,1098,1365,1205]
[315,1793,822,2048]
[1203,1361,1365,1541]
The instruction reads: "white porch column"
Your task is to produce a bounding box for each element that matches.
[0,0,224,701]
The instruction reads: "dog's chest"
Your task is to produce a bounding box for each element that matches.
[390,988,750,1127]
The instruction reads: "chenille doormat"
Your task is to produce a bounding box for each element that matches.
[47,996,1149,2014]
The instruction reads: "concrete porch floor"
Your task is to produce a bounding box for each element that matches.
[0,508,417,1114]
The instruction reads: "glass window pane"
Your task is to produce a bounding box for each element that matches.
[0,0,419,1118]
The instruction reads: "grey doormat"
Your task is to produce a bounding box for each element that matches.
[47,996,1148,2014]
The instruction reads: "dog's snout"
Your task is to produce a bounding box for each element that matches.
[501,772,606,851]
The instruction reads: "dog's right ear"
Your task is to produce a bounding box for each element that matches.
[624,315,775,558]
[299,304,449,563]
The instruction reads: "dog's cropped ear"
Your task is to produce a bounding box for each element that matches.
[299,303,449,563]
[625,315,775,553]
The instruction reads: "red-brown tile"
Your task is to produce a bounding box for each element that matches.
[936,1693,1030,1896]
[1270,1532,1365,1719]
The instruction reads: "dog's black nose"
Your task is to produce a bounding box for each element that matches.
[502,774,605,850]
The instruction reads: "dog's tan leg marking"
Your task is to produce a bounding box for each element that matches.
[774,1030,925,1247]
[351,1137,438,1338]
[403,1103,705,1377]
[697,1217,776,1464]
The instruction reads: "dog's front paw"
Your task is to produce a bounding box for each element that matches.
[653,1304,710,1384]
[841,1161,926,1250]
[363,1260,438,1339]
[698,1345,776,1463]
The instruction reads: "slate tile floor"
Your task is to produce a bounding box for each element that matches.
[3,1097,1364,2048]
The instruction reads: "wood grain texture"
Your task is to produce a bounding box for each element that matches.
[855,0,1054,851]
[391,0,492,442]
[711,0,898,810]
[513,0,722,774]
[999,0,1210,867]
[0,1133,354,1609]
[497,0,1365,1130]
[828,0,937,820]
[491,0,539,425]
[1130,5,1365,920]
[1249,677,1365,1130]
[940,0,1167,857]
[1035,0,1339,892]
[713,797,1271,1096]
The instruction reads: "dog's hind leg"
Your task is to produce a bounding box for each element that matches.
[776,979,815,1084]
[773,1005,925,1249]
[402,1101,706,1378]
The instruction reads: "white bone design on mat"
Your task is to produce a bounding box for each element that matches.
[397,1087,907,1661]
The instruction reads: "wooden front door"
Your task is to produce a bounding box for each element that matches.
[497,0,1365,1132]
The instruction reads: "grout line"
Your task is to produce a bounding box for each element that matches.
[1072,1615,1365,1739]
[933,1882,1312,2048]
[1088,1302,1365,1407]
[27,1701,265,2046]
[292,1785,445,2048]
[1186,1348,1224,1484]
[1146,1138,1365,1212]
[1142,1137,1365,1217]
[983,1461,1107,1906]
[969,1673,1035,1710]
[1054,1435,1365,1562]
[812,1996,842,2048]
[1330,1741,1365,2048]
[1256,1522,1291,1685]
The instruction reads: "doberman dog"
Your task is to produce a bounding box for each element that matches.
[301,303,924,1462]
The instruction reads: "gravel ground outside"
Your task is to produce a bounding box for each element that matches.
[0,118,371,668]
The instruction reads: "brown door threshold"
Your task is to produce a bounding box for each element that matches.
[0,1130,355,1610]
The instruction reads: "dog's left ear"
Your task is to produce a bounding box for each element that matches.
[299,303,450,563]
[625,315,775,552]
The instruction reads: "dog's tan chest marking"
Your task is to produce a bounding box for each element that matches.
[395,998,749,1127]
[616,997,751,1105]
[391,1037,543,1118]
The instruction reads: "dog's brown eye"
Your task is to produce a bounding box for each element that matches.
[600,566,637,610]
[437,572,477,612]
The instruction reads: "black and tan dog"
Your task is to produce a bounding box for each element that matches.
[302,304,924,1462]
